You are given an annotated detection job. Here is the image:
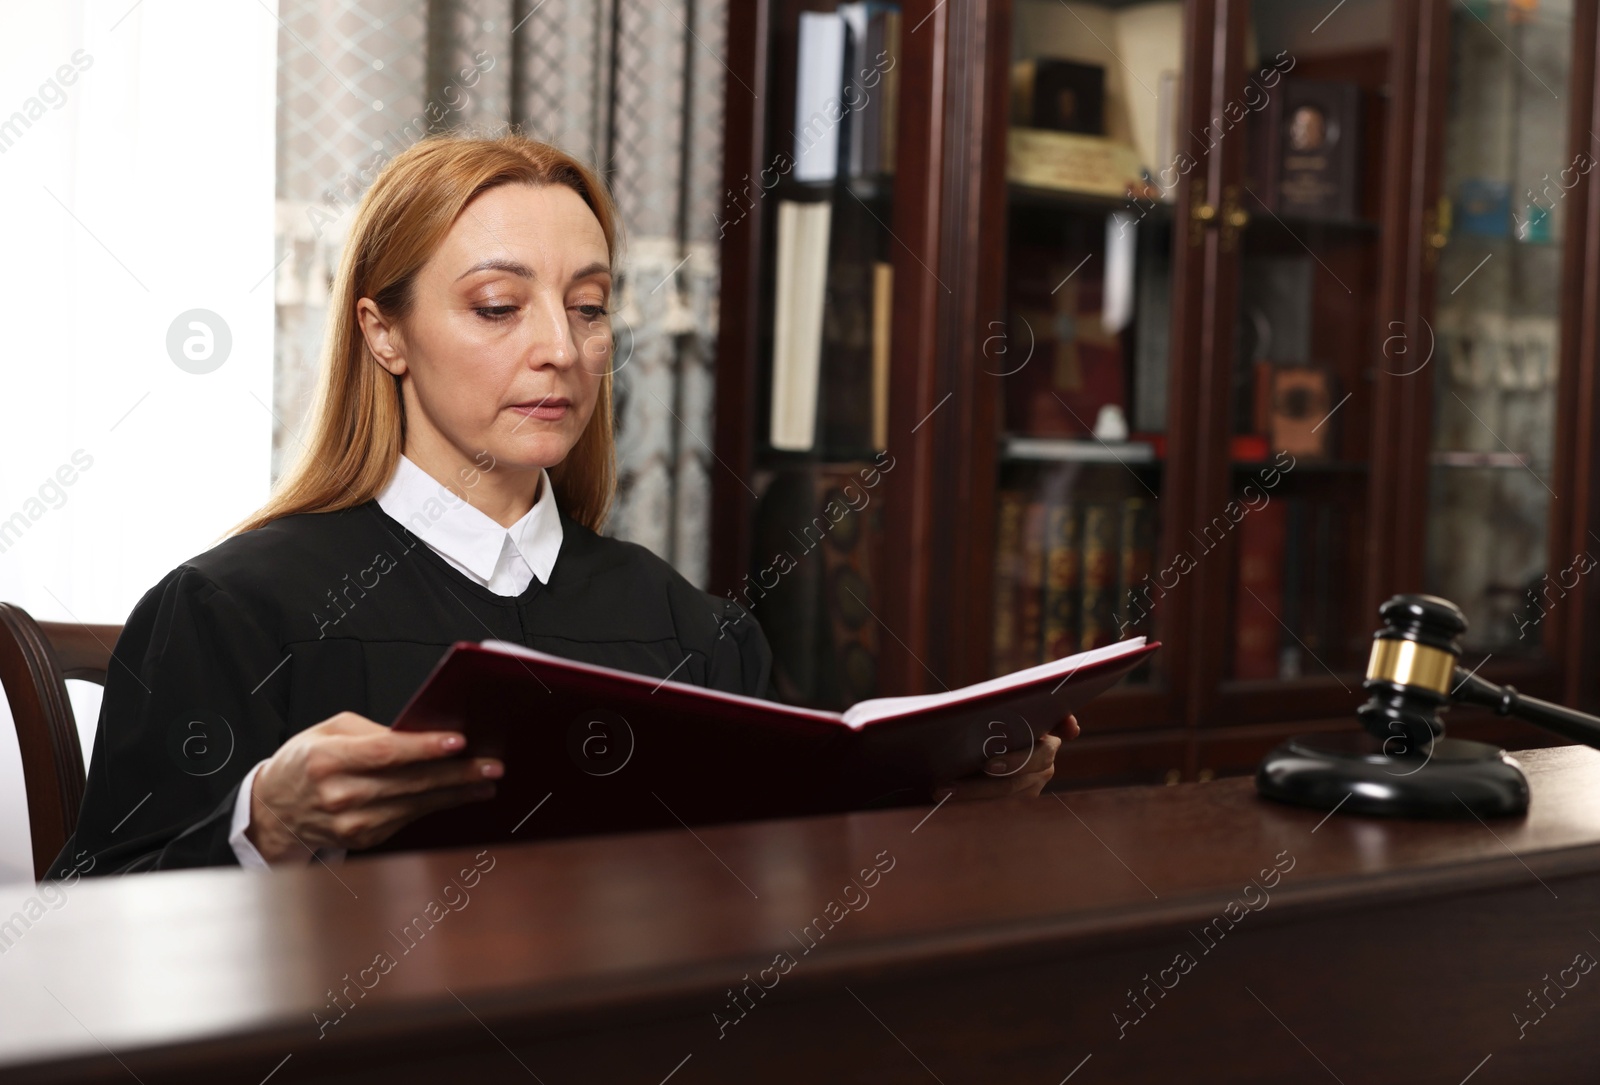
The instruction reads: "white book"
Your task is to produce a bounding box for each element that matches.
[770,199,833,451]
[793,11,847,182]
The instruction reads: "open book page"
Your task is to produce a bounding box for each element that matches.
[840,637,1149,729]
[476,639,847,723]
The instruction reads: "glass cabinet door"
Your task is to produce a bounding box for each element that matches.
[1219,0,1397,684]
[1424,0,1573,656]
[989,0,1188,686]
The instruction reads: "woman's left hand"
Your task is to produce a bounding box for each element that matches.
[931,714,1080,803]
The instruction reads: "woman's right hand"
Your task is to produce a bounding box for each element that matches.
[244,711,502,862]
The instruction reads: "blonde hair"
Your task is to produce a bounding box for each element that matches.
[233,132,621,536]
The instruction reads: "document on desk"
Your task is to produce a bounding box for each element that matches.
[377,636,1159,851]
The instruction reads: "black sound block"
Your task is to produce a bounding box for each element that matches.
[1256,732,1529,819]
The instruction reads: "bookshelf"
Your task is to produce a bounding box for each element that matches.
[712,0,1600,789]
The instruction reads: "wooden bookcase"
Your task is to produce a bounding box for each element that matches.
[712,0,1600,789]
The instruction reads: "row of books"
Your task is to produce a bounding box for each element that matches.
[770,4,902,456]
[794,3,902,182]
[991,490,1157,674]
[769,196,893,455]
[1233,491,1343,681]
[991,483,1349,680]
[749,464,886,710]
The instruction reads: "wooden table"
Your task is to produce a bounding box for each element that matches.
[3,746,1600,1083]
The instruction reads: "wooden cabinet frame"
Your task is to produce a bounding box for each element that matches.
[711,0,1600,782]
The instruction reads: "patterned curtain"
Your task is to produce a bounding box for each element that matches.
[272,0,726,587]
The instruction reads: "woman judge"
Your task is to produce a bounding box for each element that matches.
[49,134,1076,877]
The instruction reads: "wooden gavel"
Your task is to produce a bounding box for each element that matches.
[1358,593,1600,755]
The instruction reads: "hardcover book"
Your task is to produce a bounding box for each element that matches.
[991,488,1027,676]
[378,636,1160,851]
[1078,502,1121,649]
[1016,58,1106,135]
[1116,497,1157,640]
[793,11,846,181]
[818,194,884,455]
[1246,79,1363,222]
[748,464,884,708]
[1016,499,1049,668]
[1234,495,1289,679]
[769,199,833,451]
[1042,499,1083,660]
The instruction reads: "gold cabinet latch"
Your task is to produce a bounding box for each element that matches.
[1221,185,1250,252]
[1424,197,1451,271]
[1190,178,1216,247]
[1190,180,1251,250]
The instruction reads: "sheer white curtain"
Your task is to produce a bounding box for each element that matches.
[0,2,279,881]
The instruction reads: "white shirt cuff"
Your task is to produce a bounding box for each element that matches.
[228,759,347,868]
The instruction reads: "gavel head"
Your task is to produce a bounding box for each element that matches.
[1355,594,1467,755]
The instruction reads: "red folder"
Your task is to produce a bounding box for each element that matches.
[374,636,1160,851]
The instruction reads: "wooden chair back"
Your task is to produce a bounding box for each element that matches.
[0,603,119,881]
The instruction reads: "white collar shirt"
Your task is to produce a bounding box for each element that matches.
[375,453,563,595]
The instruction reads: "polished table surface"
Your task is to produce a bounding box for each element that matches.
[3,746,1600,1083]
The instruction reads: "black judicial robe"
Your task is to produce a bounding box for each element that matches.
[46,502,773,878]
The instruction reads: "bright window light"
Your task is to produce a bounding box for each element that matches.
[0,1,279,881]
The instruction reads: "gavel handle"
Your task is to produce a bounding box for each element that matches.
[1452,669,1600,751]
